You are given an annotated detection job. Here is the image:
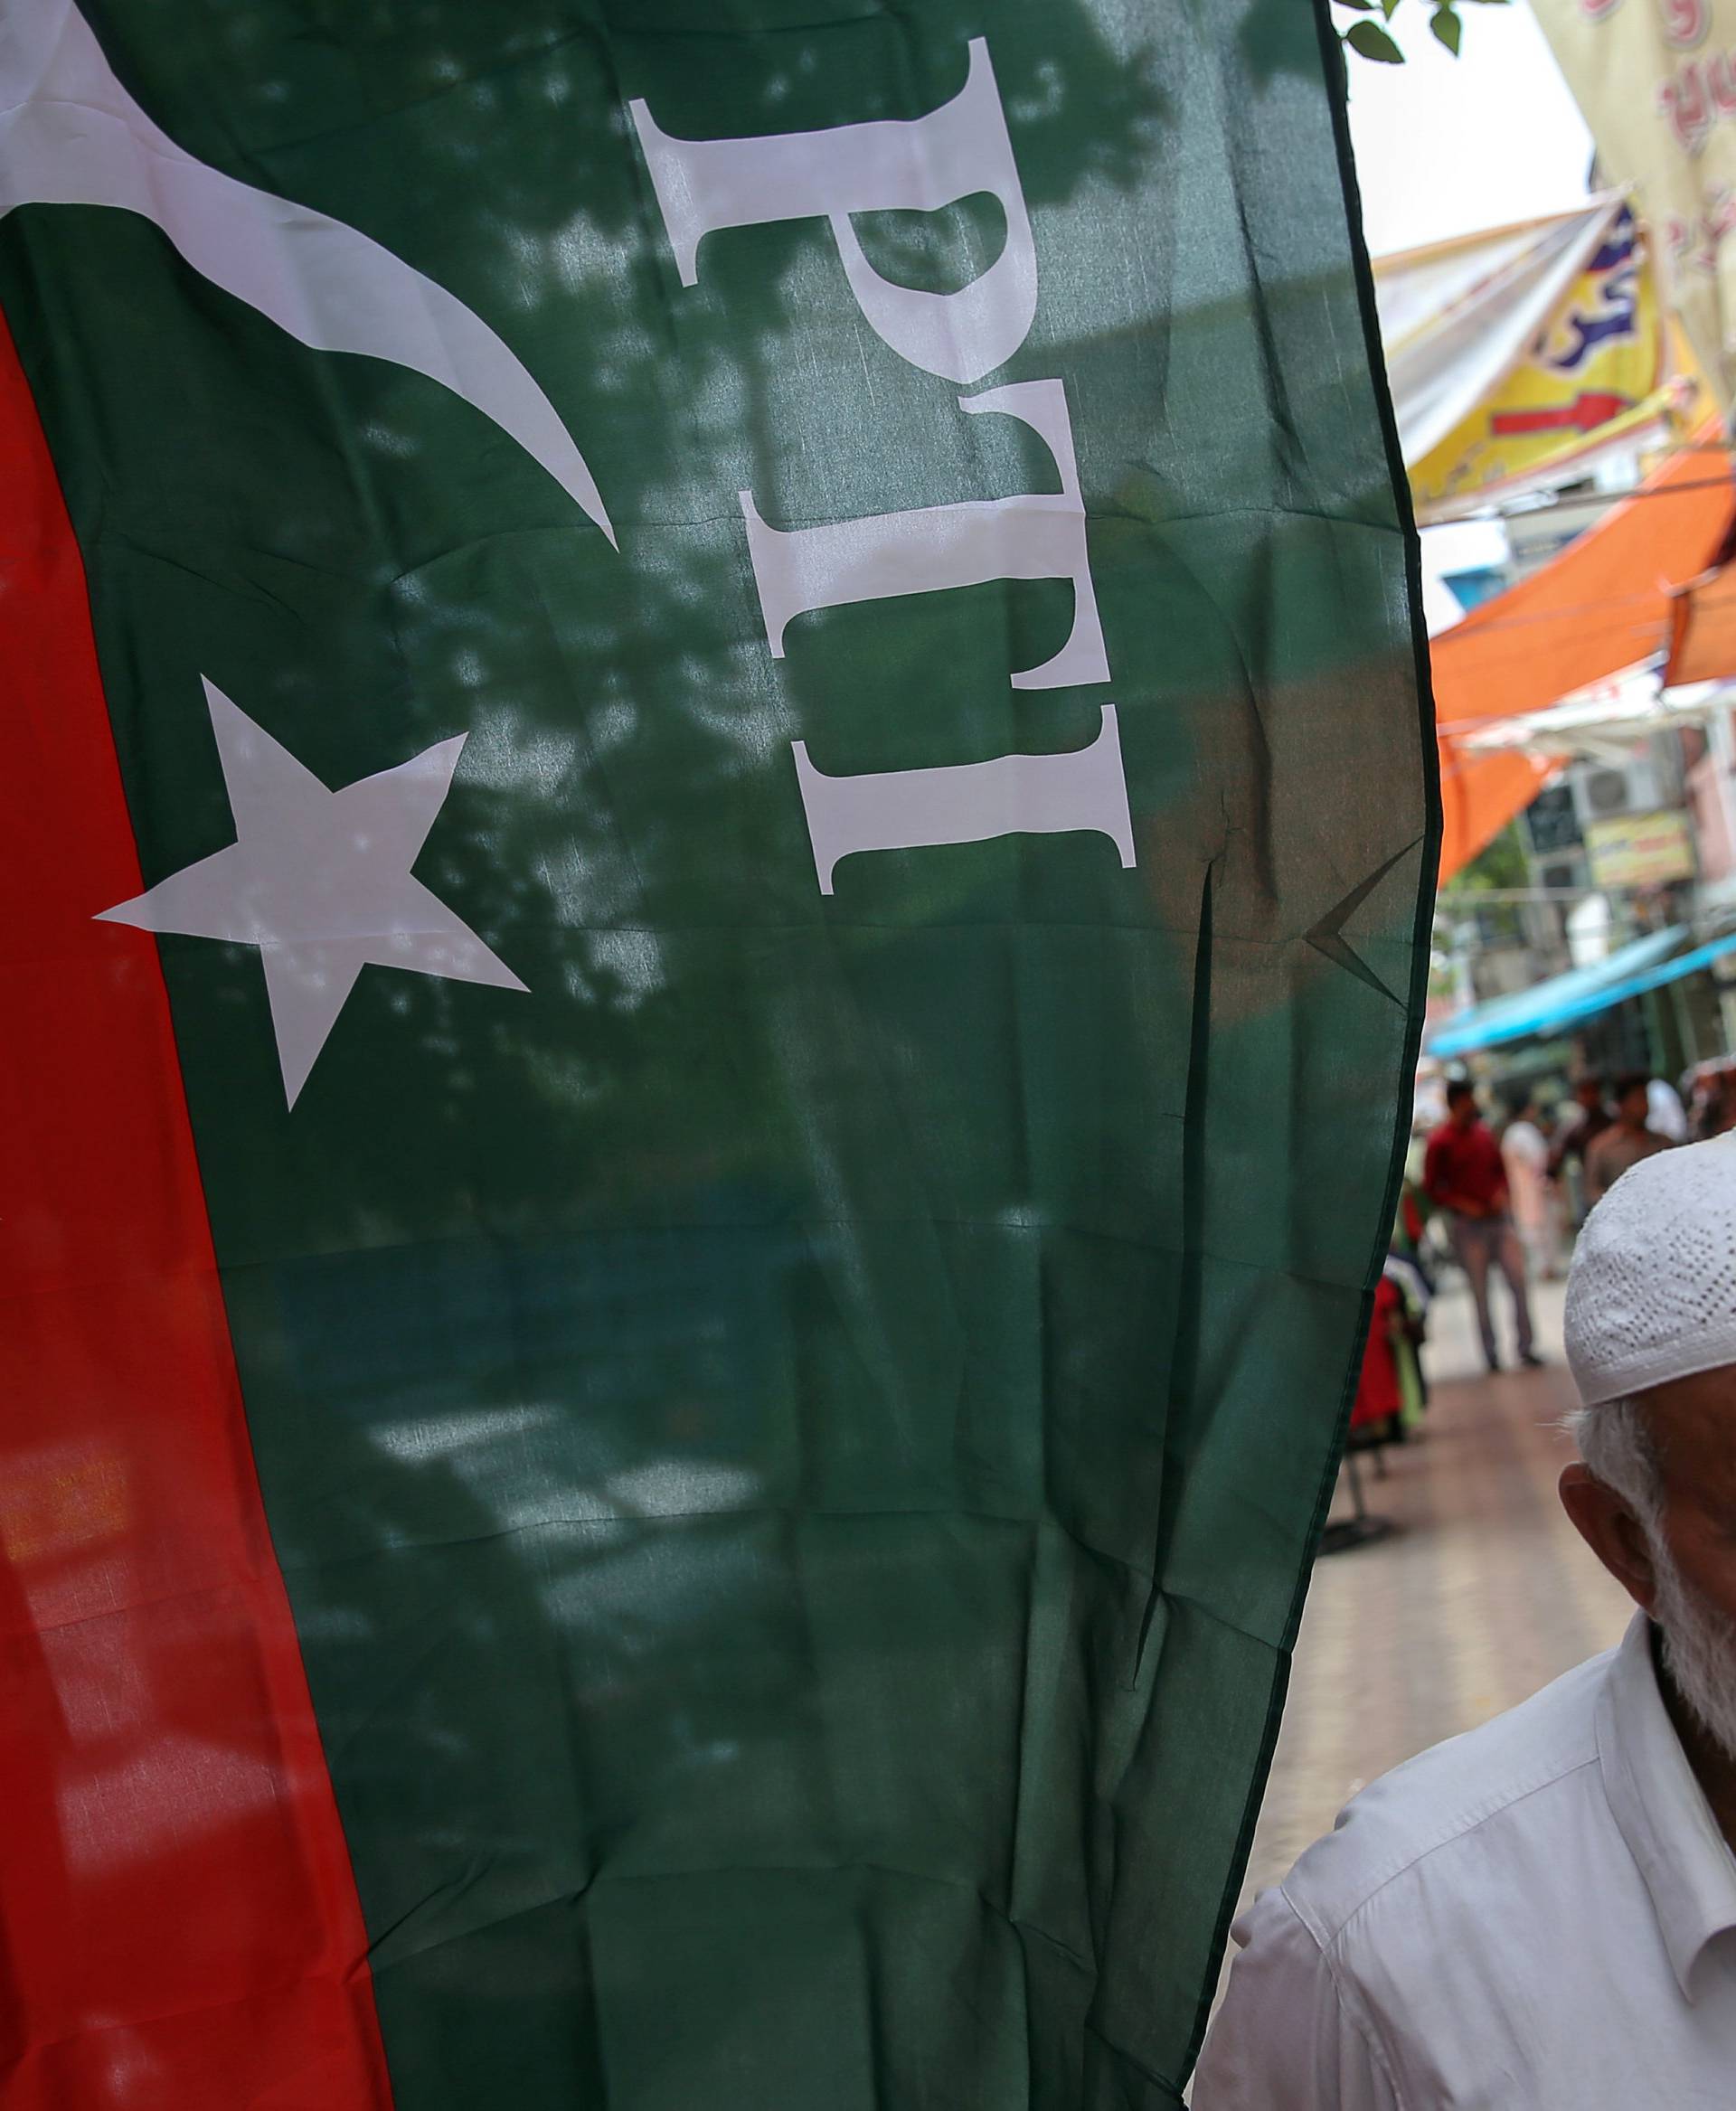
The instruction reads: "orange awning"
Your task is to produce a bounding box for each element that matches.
[1431,431,1734,881]
[1665,537,1736,686]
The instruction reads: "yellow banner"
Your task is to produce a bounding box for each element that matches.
[1408,204,1673,517]
[1584,808,1699,887]
[1533,0,1736,411]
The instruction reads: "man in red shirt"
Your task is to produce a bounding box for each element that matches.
[1424,1080,1539,1373]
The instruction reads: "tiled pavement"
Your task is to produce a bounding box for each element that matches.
[1232,1274,1634,1918]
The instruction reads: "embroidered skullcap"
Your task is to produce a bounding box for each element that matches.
[1564,1133,1736,1407]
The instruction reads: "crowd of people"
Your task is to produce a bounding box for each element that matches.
[1346,1064,1709,1444]
[1410,1067,1711,1377]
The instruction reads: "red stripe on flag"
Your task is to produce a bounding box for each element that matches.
[0,313,392,2106]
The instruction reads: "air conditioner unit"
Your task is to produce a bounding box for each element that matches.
[1569,752,1669,829]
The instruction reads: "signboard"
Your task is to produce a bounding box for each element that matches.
[1585,808,1700,886]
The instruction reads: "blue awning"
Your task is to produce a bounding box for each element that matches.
[1573,926,1736,1020]
[1428,926,1688,1057]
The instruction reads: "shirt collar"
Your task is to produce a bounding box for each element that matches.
[1597,1609,1736,2001]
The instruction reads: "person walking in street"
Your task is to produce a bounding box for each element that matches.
[1422,1079,1538,1372]
[1584,1070,1674,1207]
[1194,1136,1736,2107]
[1548,1071,1612,1227]
[1501,1093,1561,1282]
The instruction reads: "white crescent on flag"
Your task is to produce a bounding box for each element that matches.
[0,0,615,545]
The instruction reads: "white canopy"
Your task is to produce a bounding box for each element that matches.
[1455,662,1731,763]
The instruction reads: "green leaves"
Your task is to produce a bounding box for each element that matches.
[1345,17,1405,61]
[1336,0,1502,60]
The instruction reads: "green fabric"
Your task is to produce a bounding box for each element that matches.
[2,1,1433,2102]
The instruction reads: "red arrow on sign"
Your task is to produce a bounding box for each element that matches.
[1488,391,1633,438]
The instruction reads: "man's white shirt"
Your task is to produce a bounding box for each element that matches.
[1193,1614,1736,2107]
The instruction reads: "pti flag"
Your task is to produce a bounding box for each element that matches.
[0,4,1432,2107]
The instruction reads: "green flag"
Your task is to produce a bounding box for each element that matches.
[0,2,1432,2106]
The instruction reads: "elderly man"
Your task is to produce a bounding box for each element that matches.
[1193,1136,1736,2106]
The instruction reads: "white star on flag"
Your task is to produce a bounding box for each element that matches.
[98,678,527,1107]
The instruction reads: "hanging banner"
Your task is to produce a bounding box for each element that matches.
[1391,204,1676,520]
[1533,0,1736,412]
[1376,198,1633,466]
[0,3,1431,2106]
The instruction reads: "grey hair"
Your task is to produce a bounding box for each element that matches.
[1566,1397,1662,1524]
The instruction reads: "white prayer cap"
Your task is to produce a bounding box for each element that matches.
[1565,1133,1736,1407]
